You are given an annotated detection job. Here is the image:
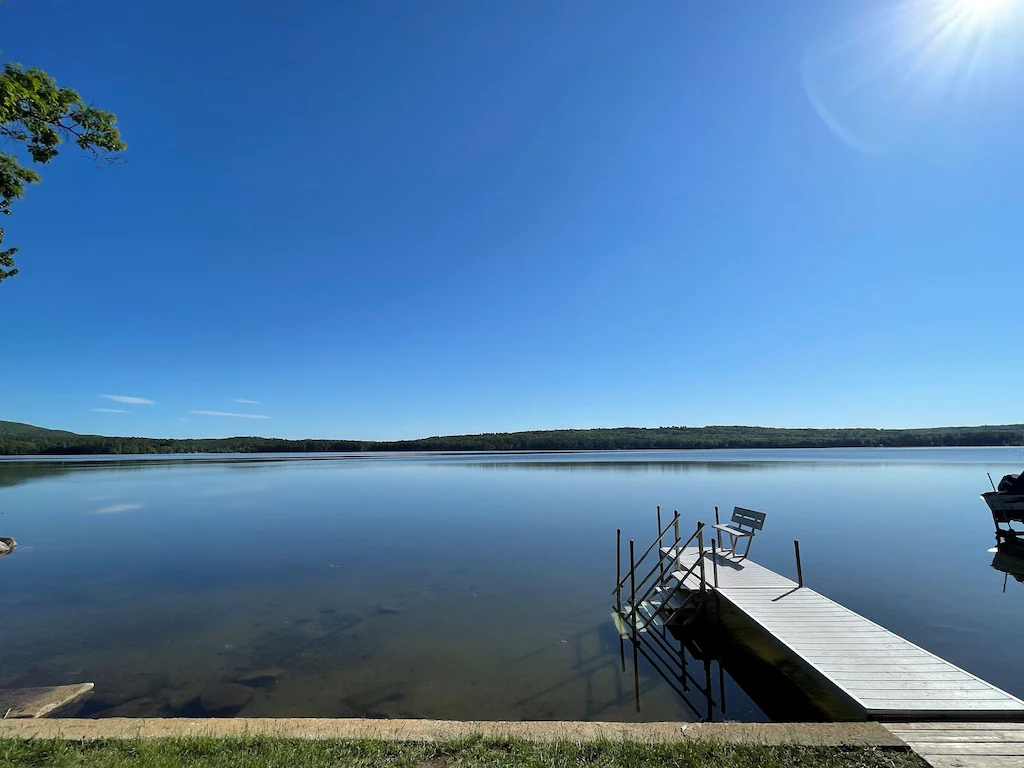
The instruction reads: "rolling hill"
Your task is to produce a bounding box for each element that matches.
[0,420,1022,455]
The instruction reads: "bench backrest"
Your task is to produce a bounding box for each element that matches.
[731,507,766,532]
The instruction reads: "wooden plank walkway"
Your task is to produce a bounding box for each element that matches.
[664,547,1024,722]
[885,722,1024,767]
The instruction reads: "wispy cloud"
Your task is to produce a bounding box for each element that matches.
[233,398,260,404]
[191,410,270,419]
[103,395,155,405]
[93,408,128,413]
[92,503,142,514]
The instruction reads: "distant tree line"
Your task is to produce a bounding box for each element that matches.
[1,421,1023,456]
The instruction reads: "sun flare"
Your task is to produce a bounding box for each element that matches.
[801,0,1022,154]
[960,0,1011,15]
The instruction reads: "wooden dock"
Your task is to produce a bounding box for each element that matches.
[885,722,1024,767]
[664,546,1024,722]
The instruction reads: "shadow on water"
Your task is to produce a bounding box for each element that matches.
[625,609,863,723]
[512,618,639,721]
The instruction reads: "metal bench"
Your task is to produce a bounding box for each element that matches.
[713,507,766,559]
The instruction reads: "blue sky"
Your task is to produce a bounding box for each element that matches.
[1,0,1022,440]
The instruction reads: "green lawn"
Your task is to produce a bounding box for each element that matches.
[0,737,925,768]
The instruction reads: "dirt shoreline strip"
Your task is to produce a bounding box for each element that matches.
[0,718,904,747]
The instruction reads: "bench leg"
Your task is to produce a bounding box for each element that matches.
[740,534,754,560]
[724,533,738,558]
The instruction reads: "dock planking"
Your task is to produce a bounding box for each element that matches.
[885,722,1024,768]
[663,547,1024,722]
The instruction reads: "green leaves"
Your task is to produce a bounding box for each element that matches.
[0,61,125,284]
[1,228,20,282]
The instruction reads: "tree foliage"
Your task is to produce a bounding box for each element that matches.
[2,420,1023,456]
[0,61,125,283]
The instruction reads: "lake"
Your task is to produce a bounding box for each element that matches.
[1,447,1022,721]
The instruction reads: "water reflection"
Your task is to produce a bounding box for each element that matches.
[444,460,805,474]
[992,541,1024,592]
[622,616,726,721]
[626,614,863,722]
[2,448,1023,721]
[0,462,73,489]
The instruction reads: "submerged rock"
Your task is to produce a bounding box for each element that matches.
[197,683,253,715]
[234,668,284,689]
[94,697,157,718]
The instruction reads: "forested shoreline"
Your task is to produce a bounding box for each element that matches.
[2,420,1023,455]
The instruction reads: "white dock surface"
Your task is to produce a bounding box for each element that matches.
[666,547,1024,721]
[885,723,1024,768]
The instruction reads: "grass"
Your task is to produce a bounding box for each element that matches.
[0,737,926,768]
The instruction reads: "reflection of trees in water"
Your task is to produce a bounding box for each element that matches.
[3,451,1014,491]
[0,462,75,489]
[0,456,309,491]
[442,461,814,474]
[439,456,1016,473]
[0,459,190,490]
[0,457,783,490]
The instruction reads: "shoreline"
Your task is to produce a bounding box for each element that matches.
[0,718,903,746]
[2,444,1023,463]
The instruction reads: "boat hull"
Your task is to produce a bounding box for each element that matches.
[982,492,1024,525]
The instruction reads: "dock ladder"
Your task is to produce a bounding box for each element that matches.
[613,511,709,635]
[613,509,719,713]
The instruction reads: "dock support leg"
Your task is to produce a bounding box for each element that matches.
[704,657,713,721]
[711,540,719,589]
[616,528,622,610]
[698,524,706,600]
[657,506,665,583]
[794,539,803,588]
[710,539,720,610]
[617,528,624,672]
[718,662,726,716]
[629,539,639,712]
[680,635,688,692]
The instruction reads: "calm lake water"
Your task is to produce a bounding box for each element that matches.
[1,447,1022,721]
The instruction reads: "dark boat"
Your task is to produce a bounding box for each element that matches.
[982,471,1024,541]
